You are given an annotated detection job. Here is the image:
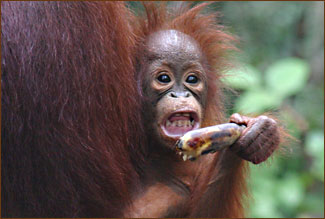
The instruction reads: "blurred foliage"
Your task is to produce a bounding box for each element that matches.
[218,2,324,218]
[128,1,324,218]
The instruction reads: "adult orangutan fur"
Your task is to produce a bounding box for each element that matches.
[1,2,283,218]
[2,2,145,217]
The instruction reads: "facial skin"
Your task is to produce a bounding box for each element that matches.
[141,30,208,149]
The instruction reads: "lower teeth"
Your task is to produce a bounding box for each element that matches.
[167,120,193,127]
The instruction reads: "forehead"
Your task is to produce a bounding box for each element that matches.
[146,30,202,61]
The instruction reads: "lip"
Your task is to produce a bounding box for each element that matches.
[160,109,200,140]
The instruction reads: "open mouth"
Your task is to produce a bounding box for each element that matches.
[161,111,200,138]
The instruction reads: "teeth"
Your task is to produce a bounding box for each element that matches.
[174,113,190,117]
[167,119,194,127]
[182,154,188,161]
[166,112,196,128]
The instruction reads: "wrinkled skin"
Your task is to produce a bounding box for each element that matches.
[229,113,280,164]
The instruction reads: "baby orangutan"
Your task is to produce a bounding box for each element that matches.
[124,5,281,217]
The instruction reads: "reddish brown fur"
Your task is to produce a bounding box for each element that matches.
[2,2,284,218]
[1,2,145,217]
[134,2,248,217]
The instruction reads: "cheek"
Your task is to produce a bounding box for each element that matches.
[198,82,208,106]
[156,97,175,123]
[200,91,208,109]
[189,87,207,110]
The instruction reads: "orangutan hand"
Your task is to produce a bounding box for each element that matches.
[229,113,280,164]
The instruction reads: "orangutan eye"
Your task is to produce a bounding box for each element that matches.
[157,74,171,83]
[186,75,198,84]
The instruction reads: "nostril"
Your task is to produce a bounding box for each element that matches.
[185,92,190,98]
[170,92,177,98]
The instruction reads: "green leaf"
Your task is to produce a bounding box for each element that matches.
[249,175,282,218]
[222,64,262,90]
[265,57,310,98]
[299,192,325,217]
[250,192,282,218]
[234,88,281,114]
[276,174,305,210]
[305,130,324,181]
[305,131,324,155]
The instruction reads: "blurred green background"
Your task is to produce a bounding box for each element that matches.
[218,2,324,218]
[128,1,324,217]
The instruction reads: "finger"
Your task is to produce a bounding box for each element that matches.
[230,113,255,128]
[231,118,267,153]
[249,125,280,164]
[230,116,274,155]
[232,117,280,164]
[229,113,245,124]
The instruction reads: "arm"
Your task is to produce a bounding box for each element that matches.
[189,113,281,217]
